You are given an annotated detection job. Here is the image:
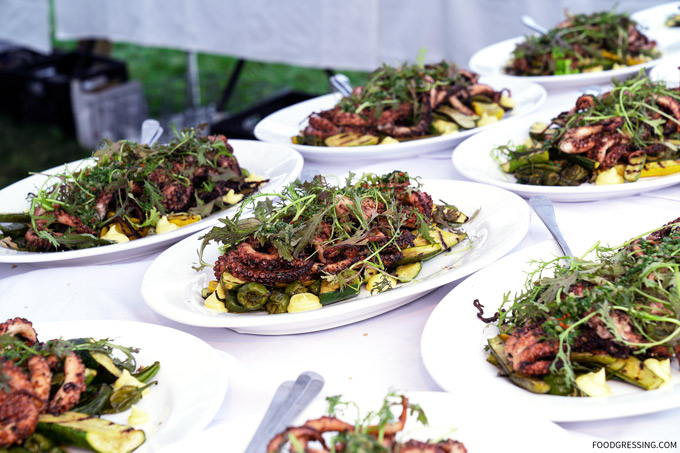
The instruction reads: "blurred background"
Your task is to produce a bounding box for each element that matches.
[0,0,671,189]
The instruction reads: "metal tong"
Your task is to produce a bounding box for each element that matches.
[521,15,549,35]
[529,196,573,257]
[329,73,353,97]
[244,371,325,453]
[520,15,569,47]
[140,119,163,146]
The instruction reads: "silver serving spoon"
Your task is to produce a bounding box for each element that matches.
[329,73,353,97]
[244,371,325,453]
[521,15,549,35]
[529,196,573,257]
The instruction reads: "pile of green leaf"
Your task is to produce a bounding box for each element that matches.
[506,10,660,76]
[0,127,262,252]
[339,61,470,117]
[494,222,680,390]
[197,171,467,286]
[494,72,680,186]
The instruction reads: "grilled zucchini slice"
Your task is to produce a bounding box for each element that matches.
[37,412,145,453]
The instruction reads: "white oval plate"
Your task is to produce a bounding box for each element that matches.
[141,180,530,335]
[0,140,303,266]
[649,53,680,86]
[469,35,680,90]
[452,107,680,202]
[163,391,576,453]
[632,2,680,47]
[253,76,546,164]
[35,320,230,451]
[421,240,680,422]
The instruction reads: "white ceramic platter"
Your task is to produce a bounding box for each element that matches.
[421,240,680,422]
[632,2,680,28]
[0,140,303,266]
[253,76,546,164]
[632,2,680,48]
[141,179,530,335]
[452,107,680,202]
[649,53,680,86]
[35,320,230,451]
[469,35,680,90]
[163,391,577,453]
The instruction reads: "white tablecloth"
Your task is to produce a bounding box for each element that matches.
[2,164,680,452]
[53,0,671,70]
[3,85,680,451]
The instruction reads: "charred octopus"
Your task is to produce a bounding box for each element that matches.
[497,73,680,186]
[479,217,680,395]
[0,318,86,447]
[267,394,467,453]
[199,171,468,313]
[0,317,157,449]
[0,128,266,252]
[296,61,512,146]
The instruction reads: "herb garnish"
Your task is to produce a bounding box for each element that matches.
[495,72,680,186]
[495,223,680,387]
[197,171,466,287]
[506,10,660,76]
[0,126,264,252]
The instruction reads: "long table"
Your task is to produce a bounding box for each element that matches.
[2,164,680,450]
[2,89,680,451]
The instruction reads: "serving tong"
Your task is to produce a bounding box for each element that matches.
[140,119,163,146]
[244,371,325,452]
[329,73,353,97]
[529,196,573,257]
[521,15,549,35]
[520,14,569,48]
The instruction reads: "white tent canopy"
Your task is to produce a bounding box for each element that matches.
[52,0,669,70]
[0,0,50,53]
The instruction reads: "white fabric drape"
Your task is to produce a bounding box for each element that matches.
[53,0,670,70]
[0,0,50,53]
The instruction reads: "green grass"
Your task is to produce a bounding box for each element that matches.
[0,115,87,189]
[0,41,368,189]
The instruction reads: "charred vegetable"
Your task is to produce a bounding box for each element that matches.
[495,73,680,186]
[37,412,145,453]
[478,218,680,396]
[265,292,291,314]
[296,61,512,146]
[0,126,266,253]
[237,282,270,310]
[0,318,159,449]
[198,171,470,314]
[506,9,659,76]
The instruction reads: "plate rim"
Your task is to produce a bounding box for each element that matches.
[468,34,673,87]
[420,239,680,422]
[141,179,531,334]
